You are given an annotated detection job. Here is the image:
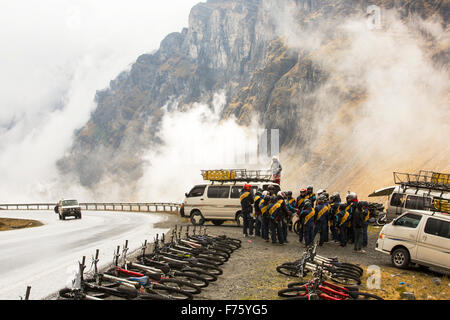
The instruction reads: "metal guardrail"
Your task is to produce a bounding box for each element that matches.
[0,202,180,213]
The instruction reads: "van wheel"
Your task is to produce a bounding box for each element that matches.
[391,248,410,269]
[190,210,205,226]
[235,213,244,227]
[212,220,224,226]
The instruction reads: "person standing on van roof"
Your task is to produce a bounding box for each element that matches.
[270,156,282,185]
[268,195,286,245]
[352,202,366,253]
[313,195,329,246]
[253,189,264,237]
[360,201,370,248]
[240,184,255,238]
[329,193,341,243]
[260,191,271,242]
[296,188,308,243]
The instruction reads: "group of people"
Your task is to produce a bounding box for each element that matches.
[239,184,371,253]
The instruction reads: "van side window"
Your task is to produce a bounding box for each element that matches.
[395,213,422,228]
[390,193,405,207]
[405,195,432,211]
[424,218,450,239]
[207,186,230,198]
[188,185,206,197]
[230,186,243,198]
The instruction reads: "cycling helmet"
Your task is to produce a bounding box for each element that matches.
[304,199,312,209]
[243,184,252,190]
[317,189,326,196]
[262,191,269,197]
[307,186,313,193]
[277,191,286,199]
[300,188,307,194]
[286,191,292,197]
[346,192,357,202]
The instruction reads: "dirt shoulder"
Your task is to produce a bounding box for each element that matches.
[0,218,43,231]
[162,217,449,300]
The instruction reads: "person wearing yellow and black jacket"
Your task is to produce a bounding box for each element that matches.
[240,184,254,238]
[329,193,341,243]
[296,188,308,243]
[360,201,370,248]
[278,191,289,243]
[286,191,296,232]
[337,203,350,247]
[268,194,288,245]
[305,186,317,207]
[259,191,271,242]
[313,195,329,246]
[345,192,358,244]
[301,199,315,247]
[253,189,264,237]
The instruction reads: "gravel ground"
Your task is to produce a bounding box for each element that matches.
[157,214,449,300]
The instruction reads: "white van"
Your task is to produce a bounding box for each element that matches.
[180,182,281,226]
[375,211,450,271]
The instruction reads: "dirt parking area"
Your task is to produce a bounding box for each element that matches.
[0,218,43,231]
[162,215,449,300]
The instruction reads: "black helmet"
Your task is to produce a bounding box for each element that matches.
[307,186,313,192]
[304,200,312,209]
[287,191,292,197]
[358,201,369,208]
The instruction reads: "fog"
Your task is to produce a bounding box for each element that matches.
[0,0,203,202]
[266,2,450,197]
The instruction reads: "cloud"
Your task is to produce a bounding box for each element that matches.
[0,0,203,202]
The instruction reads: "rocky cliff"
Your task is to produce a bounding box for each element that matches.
[57,0,449,199]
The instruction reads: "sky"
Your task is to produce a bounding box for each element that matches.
[0,0,203,201]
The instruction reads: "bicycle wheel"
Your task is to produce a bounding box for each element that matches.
[172,271,210,288]
[181,267,218,282]
[148,284,193,300]
[191,262,223,275]
[335,262,364,276]
[331,272,361,286]
[278,286,309,298]
[349,291,384,300]
[134,293,171,300]
[276,264,301,277]
[287,281,308,288]
[159,278,201,295]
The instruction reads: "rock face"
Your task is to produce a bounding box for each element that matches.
[57,0,449,195]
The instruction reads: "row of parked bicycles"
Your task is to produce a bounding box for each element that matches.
[58,225,241,300]
[276,242,384,300]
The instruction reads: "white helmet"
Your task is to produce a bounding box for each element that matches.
[277,191,286,198]
[262,191,269,197]
[317,189,326,195]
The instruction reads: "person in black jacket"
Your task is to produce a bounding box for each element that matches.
[240,184,254,237]
[352,201,365,253]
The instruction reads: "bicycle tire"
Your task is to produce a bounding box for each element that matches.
[158,278,201,295]
[276,265,301,277]
[331,272,361,286]
[334,262,364,276]
[148,284,193,300]
[287,281,308,288]
[83,282,139,299]
[350,291,384,300]
[332,266,362,279]
[181,267,218,282]
[173,271,210,288]
[190,262,223,275]
[134,293,171,300]
[278,286,309,298]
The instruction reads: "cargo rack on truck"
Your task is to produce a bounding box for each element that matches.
[201,169,276,183]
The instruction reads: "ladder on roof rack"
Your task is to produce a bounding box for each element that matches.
[393,171,450,192]
[201,169,276,183]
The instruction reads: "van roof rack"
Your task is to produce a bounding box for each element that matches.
[393,171,449,193]
[201,169,276,183]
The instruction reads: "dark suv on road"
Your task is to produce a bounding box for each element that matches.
[55,199,82,220]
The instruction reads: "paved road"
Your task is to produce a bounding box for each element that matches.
[0,210,169,300]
